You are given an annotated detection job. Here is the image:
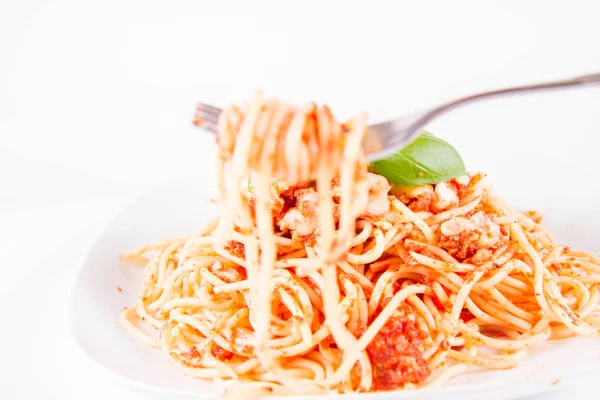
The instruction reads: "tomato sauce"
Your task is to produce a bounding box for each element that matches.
[211,344,234,361]
[438,229,481,260]
[366,310,431,390]
[226,240,246,258]
[181,346,201,360]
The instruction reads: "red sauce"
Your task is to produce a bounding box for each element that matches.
[226,240,245,258]
[405,242,438,260]
[460,309,475,323]
[320,336,338,350]
[449,180,468,199]
[276,244,291,255]
[349,361,363,391]
[407,193,434,213]
[438,230,481,261]
[332,203,341,224]
[419,272,438,287]
[181,346,201,360]
[440,339,450,351]
[211,344,234,361]
[431,295,448,311]
[366,310,431,391]
[395,244,419,266]
[275,183,320,234]
[279,182,310,205]
[395,192,411,204]
[299,233,317,246]
[247,197,256,211]
[303,277,320,292]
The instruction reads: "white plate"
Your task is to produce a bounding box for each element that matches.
[68,172,600,400]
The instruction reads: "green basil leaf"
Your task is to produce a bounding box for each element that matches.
[371,131,466,186]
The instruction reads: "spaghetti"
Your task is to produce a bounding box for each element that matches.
[120,92,600,399]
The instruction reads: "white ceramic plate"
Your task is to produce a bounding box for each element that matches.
[68,169,600,400]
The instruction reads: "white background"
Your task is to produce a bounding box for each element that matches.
[1,0,599,398]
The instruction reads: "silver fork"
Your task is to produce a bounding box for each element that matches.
[193,72,600,162]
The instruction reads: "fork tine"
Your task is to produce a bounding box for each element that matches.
[196,102,222,117]
[193,102,222,133]
[193,109,219,125]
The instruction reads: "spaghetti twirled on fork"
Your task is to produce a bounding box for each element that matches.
[120,92,600,398]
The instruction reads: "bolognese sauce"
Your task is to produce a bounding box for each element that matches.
[366,309,430,390]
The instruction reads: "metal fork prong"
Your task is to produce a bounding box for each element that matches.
[193,102,222,133]
[193,109,219,125]
[196,102,222,117]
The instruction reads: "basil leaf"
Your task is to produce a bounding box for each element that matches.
[372,131,466,186]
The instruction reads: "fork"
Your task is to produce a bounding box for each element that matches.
[193,72,600,162]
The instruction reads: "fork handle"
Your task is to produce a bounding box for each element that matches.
[429,72,600,123]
